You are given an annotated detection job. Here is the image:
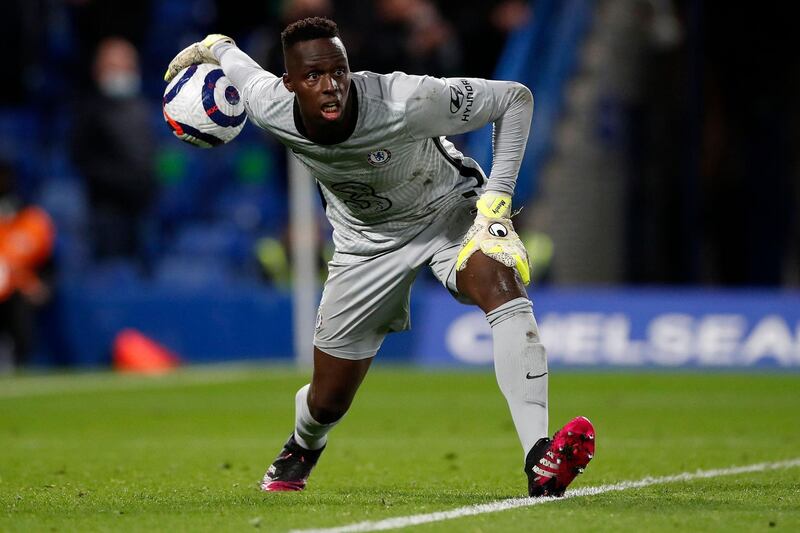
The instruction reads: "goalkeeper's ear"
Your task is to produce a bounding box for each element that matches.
[282,73,294,93]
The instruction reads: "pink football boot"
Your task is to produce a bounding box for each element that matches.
[261,434,324,492]
[526,416,596,497]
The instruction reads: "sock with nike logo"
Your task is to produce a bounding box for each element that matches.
[486,297,548,457]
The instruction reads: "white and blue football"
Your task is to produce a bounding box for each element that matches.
[162,63,247,148]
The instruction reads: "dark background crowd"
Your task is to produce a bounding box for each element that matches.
[1,0,799,367]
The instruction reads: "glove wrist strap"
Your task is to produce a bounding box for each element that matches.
[477,193,512,219]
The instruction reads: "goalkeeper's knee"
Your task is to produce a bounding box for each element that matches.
[456,219,531,285]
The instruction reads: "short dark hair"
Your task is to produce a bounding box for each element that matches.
[281,17,340,50]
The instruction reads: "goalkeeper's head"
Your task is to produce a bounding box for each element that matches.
[281,17,355,144]
[281,16,341,52]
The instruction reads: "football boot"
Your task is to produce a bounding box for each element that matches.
[260,434,324,492]
[526,416,595,497]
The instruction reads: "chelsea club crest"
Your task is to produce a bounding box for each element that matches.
[367,148,392,167]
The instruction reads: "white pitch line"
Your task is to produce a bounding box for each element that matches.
[0,364,281,399]
[291,458,800,533]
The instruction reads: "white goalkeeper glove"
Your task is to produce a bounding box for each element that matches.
[164,34,235,82]
[455,191,531,285]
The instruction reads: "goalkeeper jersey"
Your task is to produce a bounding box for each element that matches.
[215,44,533,258]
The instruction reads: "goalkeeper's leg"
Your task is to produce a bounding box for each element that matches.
[456,251,595,497]
[261,347,372,491]
[456,251,548,455]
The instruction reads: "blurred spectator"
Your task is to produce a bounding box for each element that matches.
[261,0,336,73]
[698,4,799,285]
[68,0,153,86]
[357,0,461,76]
[212,0,280,73]
[439,0,530,78]
[211,0,336,75]
[0,161,55,371]
[598,0,685,283]
[70,37,157,270]
[0,1,45,104]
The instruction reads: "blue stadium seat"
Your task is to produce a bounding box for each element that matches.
[171,221,241,256]
[0,108,42,199]
[212,184,287,233]
[52,231,91,281]
[84,259,144,287]
[35,177,88,233]
[154,253,236,287]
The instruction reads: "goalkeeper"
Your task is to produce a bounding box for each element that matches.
[165,17,594,497]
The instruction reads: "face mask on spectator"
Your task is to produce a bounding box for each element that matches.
[99,71,141,98]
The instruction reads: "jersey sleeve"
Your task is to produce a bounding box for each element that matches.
[213,42,287,128]
[404,75,533,196]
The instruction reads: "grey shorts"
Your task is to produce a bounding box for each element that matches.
[313,199,475,360]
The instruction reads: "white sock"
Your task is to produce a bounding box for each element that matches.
[486,297,549,457]
[293,384,339,450]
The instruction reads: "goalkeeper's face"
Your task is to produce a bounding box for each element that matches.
[283,37,353,138]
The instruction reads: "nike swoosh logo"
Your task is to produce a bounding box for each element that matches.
[525,372,548,379]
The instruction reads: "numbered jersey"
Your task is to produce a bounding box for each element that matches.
[228,63,531,258]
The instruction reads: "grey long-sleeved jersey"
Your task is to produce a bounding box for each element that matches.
[215,44,533,258]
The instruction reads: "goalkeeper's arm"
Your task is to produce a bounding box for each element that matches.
[405,76,533,196]
[164,34,278,91]
[402,76,534,283]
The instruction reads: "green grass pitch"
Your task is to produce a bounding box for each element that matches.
[1,367,799,532]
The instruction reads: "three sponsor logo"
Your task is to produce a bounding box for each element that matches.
[330,181,392,213]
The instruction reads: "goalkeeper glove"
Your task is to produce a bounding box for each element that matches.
[455,191,531,285]
[164,34,235,82]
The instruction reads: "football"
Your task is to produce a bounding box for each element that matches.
[162,63,247,148]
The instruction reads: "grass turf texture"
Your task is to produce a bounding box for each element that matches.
[1,368,799,532]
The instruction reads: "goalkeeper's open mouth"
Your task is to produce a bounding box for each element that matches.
[321,101,341,120]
